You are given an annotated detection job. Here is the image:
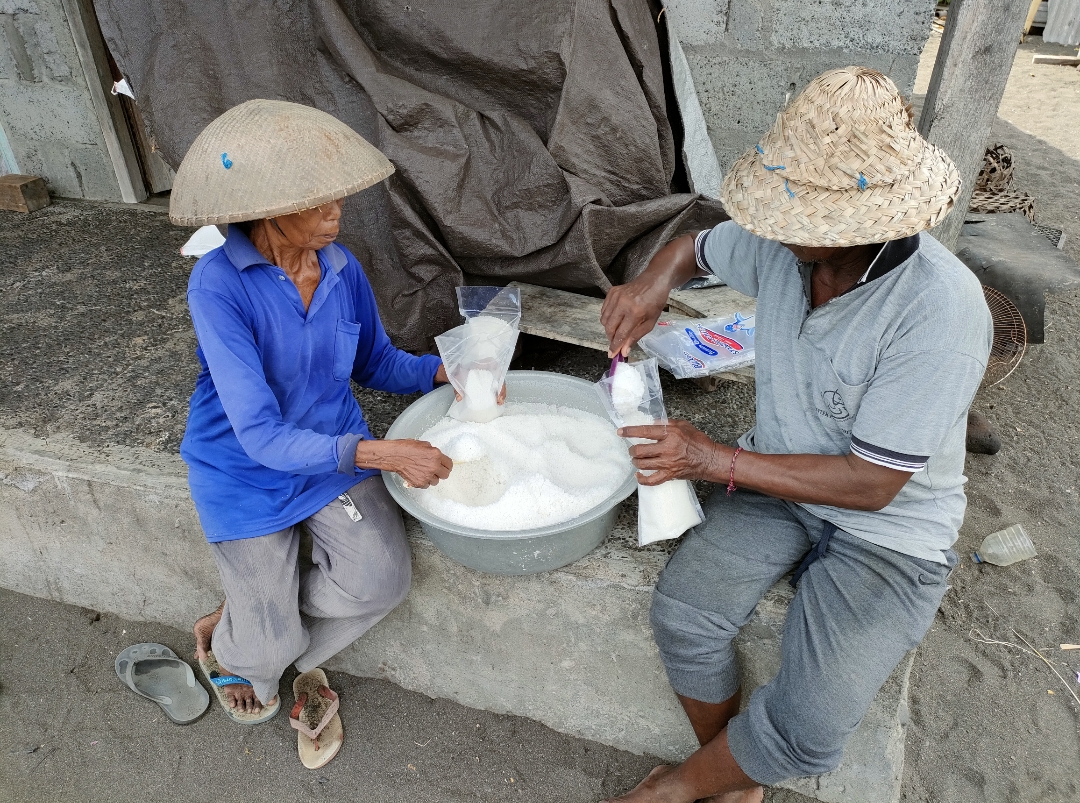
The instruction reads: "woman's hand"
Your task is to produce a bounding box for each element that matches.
[619,420,729,485]
[450,384,507,403]
[436,363,507,404]
[355,439,453,488]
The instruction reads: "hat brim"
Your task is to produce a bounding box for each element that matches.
[721,141,961,247]
[168,99,396,227]
[168,168,394,227]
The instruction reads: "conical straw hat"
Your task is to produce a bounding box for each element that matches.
[169,99,394,226]
[721,67,960,247]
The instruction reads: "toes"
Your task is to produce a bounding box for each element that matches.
[219,679,270,716]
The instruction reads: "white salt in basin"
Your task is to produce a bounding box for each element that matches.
[381,371,637,575]
[412,403,631,531]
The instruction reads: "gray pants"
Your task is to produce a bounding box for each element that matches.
[209,477,411,705]
[650,489,955,786]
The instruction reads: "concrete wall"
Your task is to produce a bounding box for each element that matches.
[0,0,935,203]
[0,424,911,803]
[0,0,126,199]
[667,0,937,173]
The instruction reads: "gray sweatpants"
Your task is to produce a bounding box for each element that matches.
[650,489,955,786]
[208,477,410,705]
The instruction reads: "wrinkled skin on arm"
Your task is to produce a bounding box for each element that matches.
[621,419,911,512]
[604,233,910,512]
[601,234,700,358]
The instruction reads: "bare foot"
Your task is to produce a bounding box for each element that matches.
[192,601,277,714]
[701,787,764,803]
[603,765,680,803]
[603,765,763,803]
[193,600,224,662]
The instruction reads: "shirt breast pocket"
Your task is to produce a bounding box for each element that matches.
[333,320,361,381]
[811,354,870,435]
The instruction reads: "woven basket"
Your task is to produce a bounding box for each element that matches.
[974,144,1014,191]
[967,144,1035,222]
[969,189,1035,222]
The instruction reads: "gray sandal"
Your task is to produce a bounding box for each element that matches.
[114,642,176,694]
[115,643,209,725]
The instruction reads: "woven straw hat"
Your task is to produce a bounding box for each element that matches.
[721,67,960,247]
[169,99,393,226]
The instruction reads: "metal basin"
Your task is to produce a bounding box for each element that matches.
[382,370,636,575]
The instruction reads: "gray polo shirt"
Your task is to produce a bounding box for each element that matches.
[697,221,993,563]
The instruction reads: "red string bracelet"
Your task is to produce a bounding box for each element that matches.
[726,447,743,495]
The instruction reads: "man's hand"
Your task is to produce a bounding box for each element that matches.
[355,439,453,488]
[619,424,914,510]
[620,420,727,485]
[601,233,703,358]
[601,277,670,359]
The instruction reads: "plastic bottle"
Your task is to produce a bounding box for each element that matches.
[972,524,1037,566]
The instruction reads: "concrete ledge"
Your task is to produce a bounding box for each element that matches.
[0,426,907,803]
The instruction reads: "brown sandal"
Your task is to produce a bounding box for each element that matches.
[290,668,343,769]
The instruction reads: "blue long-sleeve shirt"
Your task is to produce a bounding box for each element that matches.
[180,226,442,542]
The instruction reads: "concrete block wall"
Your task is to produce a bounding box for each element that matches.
[0,425,911,803]
[1,0,935,204]
[667,0,937,174]
[0,0,124,200]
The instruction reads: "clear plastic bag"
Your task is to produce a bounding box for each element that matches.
[435,286,521,423]
[457,285,522,326]
[595,359,704,546]
[595,357,667,429]
[638,311,756,379]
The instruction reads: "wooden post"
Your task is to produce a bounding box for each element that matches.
[917,0,1031,252]
[60,0,146,202]
[1022,0,1042,36]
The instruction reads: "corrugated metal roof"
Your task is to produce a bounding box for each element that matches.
[1044,0,1080,45]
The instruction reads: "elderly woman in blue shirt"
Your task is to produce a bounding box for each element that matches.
[169,100,453,760]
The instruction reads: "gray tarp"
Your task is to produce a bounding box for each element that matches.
[93,0,725,350]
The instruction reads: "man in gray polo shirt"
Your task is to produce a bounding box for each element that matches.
[599,67,992,803]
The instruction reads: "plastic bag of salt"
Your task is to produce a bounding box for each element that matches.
[595,358,704,546]
[435,287,521,423]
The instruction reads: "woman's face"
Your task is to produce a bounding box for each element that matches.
[271,199,344,250]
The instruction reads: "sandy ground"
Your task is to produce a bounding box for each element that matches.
[0,588,666,803]
[2,24,1079,803]
[898,31,1080,803]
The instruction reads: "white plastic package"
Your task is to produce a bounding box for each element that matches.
[638,311,755,379]
[596,358,704,546]
[435,286,521,423]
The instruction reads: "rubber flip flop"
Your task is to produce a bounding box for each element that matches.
[115,643,177,697]
[290,668,344,769]
[125,656,210,725]
[197,650,280,725]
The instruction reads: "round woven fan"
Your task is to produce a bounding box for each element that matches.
[982,285,1027,386]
